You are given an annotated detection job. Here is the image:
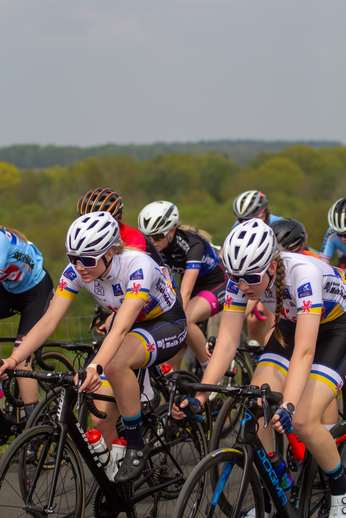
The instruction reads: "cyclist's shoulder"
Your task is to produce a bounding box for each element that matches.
[119,222,146,250]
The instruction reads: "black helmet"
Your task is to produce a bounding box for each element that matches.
[270,218,306,252]
[77,188,124,221]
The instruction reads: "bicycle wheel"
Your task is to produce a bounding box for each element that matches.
[0,424,85,518]
[33,351,76,396]
[209,396,284,456]
[26,387,96,509]
[305,422,346,517]
[172,448,264,518]
[131,403,207,517]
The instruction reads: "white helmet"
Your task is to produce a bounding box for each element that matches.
[138,201,179,236]
[223,219,277,275]
[233,190,268,220]
[66,212,120,256]
[328,197,346,233]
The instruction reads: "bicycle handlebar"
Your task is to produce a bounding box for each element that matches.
[89,304,112,333]
[168,373,282,428]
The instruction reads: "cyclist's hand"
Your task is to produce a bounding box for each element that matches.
[205,346,212,360]
[172,396,204,422]
[92,320,107,335]
[0,358,17,380]
[75,368,102,392]
[272,407,293,434]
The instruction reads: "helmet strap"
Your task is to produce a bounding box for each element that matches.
[97,255,112,280]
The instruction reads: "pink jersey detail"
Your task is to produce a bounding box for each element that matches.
[195,290,219,317]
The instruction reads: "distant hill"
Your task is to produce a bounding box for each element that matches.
[0,140,342,169]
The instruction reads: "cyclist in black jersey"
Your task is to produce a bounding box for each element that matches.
[138,201,227,371]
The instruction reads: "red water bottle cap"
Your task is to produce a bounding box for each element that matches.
[86,429,101,444]
[113,438,127,446]
[161,363,173,375]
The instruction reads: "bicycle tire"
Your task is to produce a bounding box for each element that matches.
[26,386,96,509]
[0,423,85,518]
[172,448,264,518]
[305,422,346,517]
[209,396,284,456]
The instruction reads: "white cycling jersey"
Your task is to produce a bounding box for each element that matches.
[56,250,176,322]
[224,251,346,323]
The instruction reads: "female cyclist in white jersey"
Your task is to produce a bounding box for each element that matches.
[0,212,187,483]
[174,218,346,518]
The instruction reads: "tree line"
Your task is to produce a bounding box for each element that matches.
[0,143,345,334]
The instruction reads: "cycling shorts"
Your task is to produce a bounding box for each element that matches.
[191,260,227,316]
[0,270,54,340]
[257,313,346,395]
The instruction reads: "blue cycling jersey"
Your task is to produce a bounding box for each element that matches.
[232,214,281,229]
[0,229,46,293]
[319,228,346,262]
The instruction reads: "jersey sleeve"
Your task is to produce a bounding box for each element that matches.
[55,265,81,301]
[319,228,346,261]
[124,256,155,303]
[122,226,147,252]
[185,239,205,271]
[0,231,11,272]
[223,281,248,313]
[291,262,323,317]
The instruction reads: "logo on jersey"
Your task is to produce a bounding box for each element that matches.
[130,269,144,280]
[224,295,234,308]
[283,288,292,300]
[94,281,104,296]
[131,283,142,295]
[298,282,312,299]
[227,283,239,295]
[324,282,331,292]
[112,283,124,296]
[302,300,312,313]
[265,289,273,298]
[63,266,77,281]
[58,279,68,291]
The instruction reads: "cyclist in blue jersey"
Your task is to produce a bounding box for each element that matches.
[0,226,53,417]
[232,190,281,347]
[138,201,227,371]
[320,197,346,271]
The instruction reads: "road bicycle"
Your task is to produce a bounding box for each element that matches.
[0,366,207,518]
[168,374,346,518]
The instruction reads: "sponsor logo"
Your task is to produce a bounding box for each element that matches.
[283,288,292,300]
[146,342,155,352]
[265,289,273,298]
[297,282,312,299]
[112,283,124,296]
[63,266,77,281]
[227,283,239,295]
[13,251,35,270]
[257,448,288,506]
[130,268,144,280]
[94,281,104,296]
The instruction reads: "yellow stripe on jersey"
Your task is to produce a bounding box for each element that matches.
[55,287,78,301]
[321,304,344,324]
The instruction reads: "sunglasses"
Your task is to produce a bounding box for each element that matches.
[150,233,167,242]
[226,268,269,285]
[67,252,104,268]
[337,233,346,238]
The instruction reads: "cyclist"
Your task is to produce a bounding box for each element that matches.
[138,200,227,371]
[320,197,346,271]
[0,226,53,419]
[232,190,281,347]
[175,218,346,517]
[0,212,187,483]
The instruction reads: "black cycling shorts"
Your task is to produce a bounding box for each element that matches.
[0,270,54,340]
[191,259,227,316]
[257,313,346,394]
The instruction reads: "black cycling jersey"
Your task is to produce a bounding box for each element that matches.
[160,228,219,277]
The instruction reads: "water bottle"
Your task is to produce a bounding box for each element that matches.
[85,429,111,467]
[106,438,127,479]
[268,452,293,491]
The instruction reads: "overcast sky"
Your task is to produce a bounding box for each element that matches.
[0,0,345,147]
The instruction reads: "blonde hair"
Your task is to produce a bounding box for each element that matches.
[177,223,212,243]
[111,242,147,255]
[0,226,28,243]
[273,250,286,347]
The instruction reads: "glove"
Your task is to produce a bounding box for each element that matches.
[175,395,204,423]
[274,407,294,434]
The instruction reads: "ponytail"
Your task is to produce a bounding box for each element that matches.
[273,251,286,347]
[0,227,28,243]
[177,223,212,243]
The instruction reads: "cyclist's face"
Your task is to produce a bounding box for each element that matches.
[237,261,277,299]
[150,228,175,251]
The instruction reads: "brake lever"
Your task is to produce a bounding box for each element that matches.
[77,370,86,410]
[261,385,269,429]
[167,376,177,417]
